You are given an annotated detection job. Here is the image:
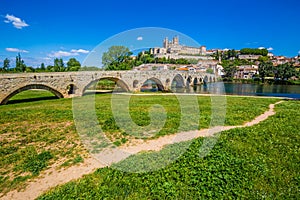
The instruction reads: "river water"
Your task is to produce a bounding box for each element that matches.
[172,83,300,99]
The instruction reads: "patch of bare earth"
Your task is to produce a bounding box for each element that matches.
[1,101,283,200]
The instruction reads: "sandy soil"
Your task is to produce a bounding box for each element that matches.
[1,101,283,200]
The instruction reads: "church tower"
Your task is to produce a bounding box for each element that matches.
[163,37,169,48]
[173,36,179,45]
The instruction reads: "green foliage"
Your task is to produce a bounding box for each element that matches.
[40,63,46,70]
[259,61,274,82]
[2,58,10,71]
[258,56,269,62]
[38,100,300,199]
[274,63,297,80]
[15,53,26,72]
[67,58,81,71]
[53,58,65,72]
[240,48,268,56]
[79,66,101,71]
[206,68,214,74]
[102,46,133,70]
[259,62,297,82]
[221,58,255,78]
[221,60,237,78]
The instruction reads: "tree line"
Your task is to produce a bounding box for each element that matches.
[0,53,83,73]
[221,58,299,82]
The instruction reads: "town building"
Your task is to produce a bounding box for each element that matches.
[234,65,259,79]
[238,55,261,60]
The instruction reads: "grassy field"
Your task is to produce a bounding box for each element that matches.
[0,90,284,196]
[38,100,300,199]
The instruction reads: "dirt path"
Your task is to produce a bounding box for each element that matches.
[1,101,283,200]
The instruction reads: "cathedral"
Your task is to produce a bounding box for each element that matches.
[150,36,207,59]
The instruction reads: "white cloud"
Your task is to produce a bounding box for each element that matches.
[258,47,266,50]
[6,47,29,53]
[48,50,77,57]
[48,48,90,57]
[137,36,143,41]
[71,49,90,54]
[267,47,274,51]
[4,14,29,29]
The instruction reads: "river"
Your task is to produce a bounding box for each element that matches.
[172,83,300,99]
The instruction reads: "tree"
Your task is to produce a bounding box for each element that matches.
[67,58,81,71]
[206,68,214,74]
[25,66,35,72]
[47,65,54,71]
[3,58,10,71]
[54,58,65,72]
[240,48,268,56]
[259,61,273,82]
[102,46,132,69]
[221,60,237,78]
[15,53,26,72]
[40,63,46,71]
[274,63,297,80]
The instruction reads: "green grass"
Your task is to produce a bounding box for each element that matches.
[38,100,300,199]
[0,90,280,195]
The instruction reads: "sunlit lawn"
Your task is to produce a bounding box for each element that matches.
[0,90,282,196]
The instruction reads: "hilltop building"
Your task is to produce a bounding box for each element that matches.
[150,36,212,60]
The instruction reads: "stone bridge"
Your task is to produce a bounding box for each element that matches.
[0,71,218,104]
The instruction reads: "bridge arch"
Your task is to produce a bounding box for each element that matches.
[83,77,130,93]
[141,77,165,91]
[171,74,185,88]
[0,84,64,105]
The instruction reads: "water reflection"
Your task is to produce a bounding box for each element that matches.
[171,83,300,99]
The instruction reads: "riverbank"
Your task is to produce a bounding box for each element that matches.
[222,78,300,85]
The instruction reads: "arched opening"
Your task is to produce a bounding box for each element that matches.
[67,84,77,95]
[209,76,213,83]
[133,80,139,88]
[199,77,203,83]
[1,84,63,105]
[193,78,198,85]
[165,78,171,90]
[141,77,164,92]
[166,78,170,85]
[83,77,130,94]
[186,76,192,86]
[213,77,216,82]
[171,74,185,91]
[204,76,208,84]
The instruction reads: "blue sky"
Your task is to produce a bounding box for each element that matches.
[0,0,300,67]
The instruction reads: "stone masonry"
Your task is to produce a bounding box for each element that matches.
[0,71,218,104]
